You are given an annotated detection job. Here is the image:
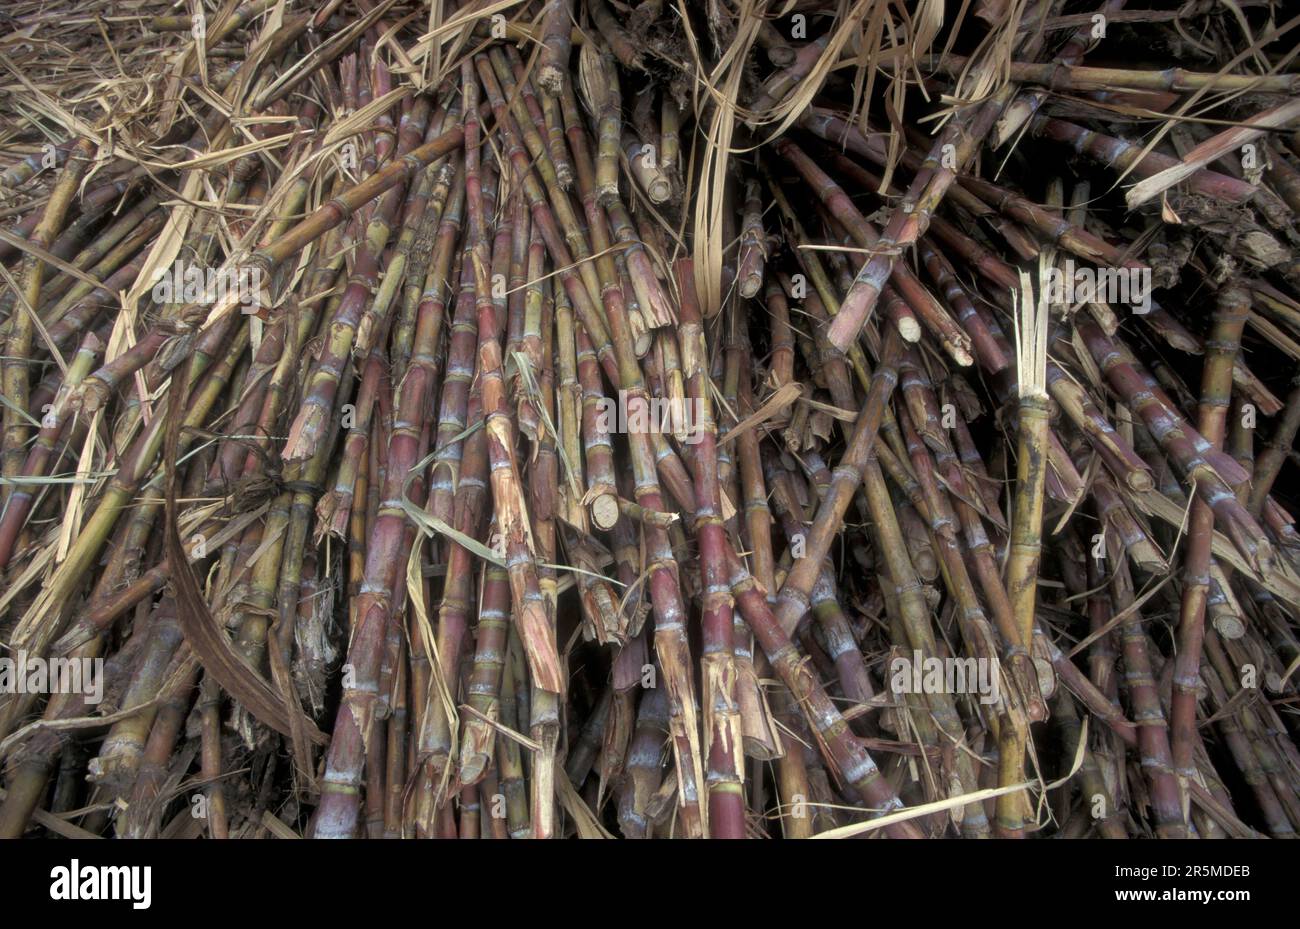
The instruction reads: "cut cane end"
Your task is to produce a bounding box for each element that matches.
[898,316,922,342]
[1212,615,1246,640]
[538,67,565,96]
[590,493,620,530]
[1125,470,1156,493]
[647,178,673,204]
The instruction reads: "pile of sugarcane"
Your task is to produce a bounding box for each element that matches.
[0,0,1298,840]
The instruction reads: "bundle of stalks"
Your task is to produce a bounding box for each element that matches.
[0,0,1299,841]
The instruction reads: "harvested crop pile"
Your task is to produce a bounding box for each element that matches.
[0,0,1298,840]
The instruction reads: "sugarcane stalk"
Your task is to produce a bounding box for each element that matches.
[538,0,575,95]
[281,95,432,462]
[588,0,643,71]
[0,329,102,566]
[1111,556,1188,837]
[1247,372,1300,517]
[1170,283,1249,784]
[1127,98,1300,207]
[458,558,512,785]
[775,138,972,364]
[465,61,563,696]
[771,332,903,635]
[989,0,1129,146]
[1031,116,1257,204]
[1076,315,1275,570]
[623,131,672,205]
[578,44,622,206]
[725,546,924,839]
[314,87,452,833]
[3,138,94,497]
[996,258,1051,836]
[677,260,746,836]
